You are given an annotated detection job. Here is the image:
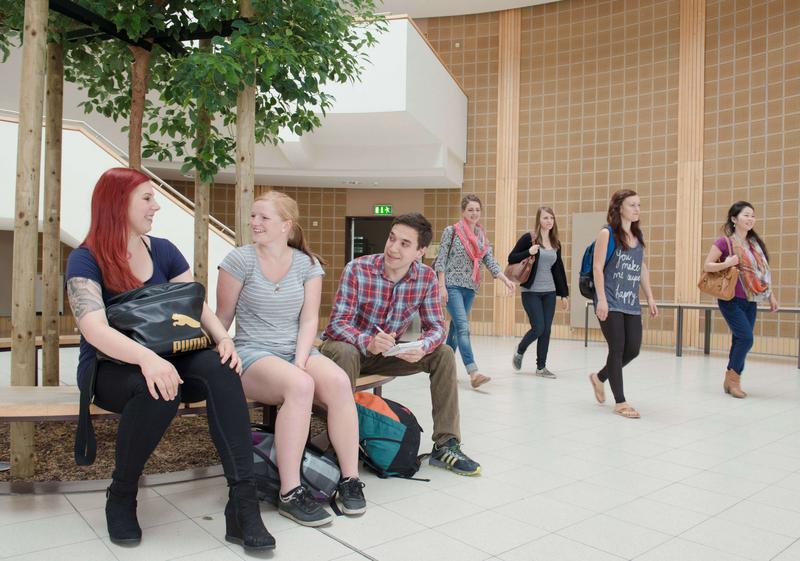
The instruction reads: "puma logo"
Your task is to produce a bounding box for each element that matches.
[172,313,201,328]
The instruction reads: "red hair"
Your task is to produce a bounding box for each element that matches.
[82,168,151,293]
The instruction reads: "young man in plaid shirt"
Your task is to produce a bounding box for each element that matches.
[320,213,481,476]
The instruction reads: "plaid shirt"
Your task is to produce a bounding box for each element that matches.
[322,254,446,355]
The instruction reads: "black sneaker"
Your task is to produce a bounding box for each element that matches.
[337,477,366,515]
[512,352,523,371]
[429,438,481,476]
[278,486,332,527]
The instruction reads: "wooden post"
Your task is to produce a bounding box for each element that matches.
[42,41,64,387]
[675,0,706,349]
[128,45,152,170]
[492,9,521,336]
[11,0,48,478]
[194,38,211,289]
[235,0,255,246]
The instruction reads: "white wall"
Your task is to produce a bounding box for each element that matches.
[0,120,232,310]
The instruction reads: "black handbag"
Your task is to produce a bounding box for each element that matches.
[75,282,212,465]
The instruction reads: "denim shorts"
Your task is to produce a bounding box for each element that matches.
[239,345,320,374]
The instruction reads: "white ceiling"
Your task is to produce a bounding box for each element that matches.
[377,0,558,19]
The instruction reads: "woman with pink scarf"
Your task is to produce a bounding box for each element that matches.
[434,194,515,388]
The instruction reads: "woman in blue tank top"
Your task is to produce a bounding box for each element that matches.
[588,190,658,419]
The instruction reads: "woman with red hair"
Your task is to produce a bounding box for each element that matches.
[66,168,274,551]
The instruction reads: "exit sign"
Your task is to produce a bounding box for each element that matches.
[373,204,393,216]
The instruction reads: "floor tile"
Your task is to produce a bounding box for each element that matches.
[681,516,795,561]
[81,495,188,537]
[717,500,800,539]
[539,481,640,513]
[103,519,222,561]
[436,509,548,556]
[771,539,800,561]
[318,504,425,550]
[0,494,75,526]
[606,497,709,535]
[497,533,625,561]
[493,494,596,532]
[1,539,117,561]
[632,537,751,561]
[645,483,741,515]
[0,513,96,558]
[557,514,672,559]
[382,490,483,527]
[364,529,491,561]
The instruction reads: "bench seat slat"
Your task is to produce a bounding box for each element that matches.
[0,375,395,422]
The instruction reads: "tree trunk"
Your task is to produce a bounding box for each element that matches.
[128,45,151,170]
[194,39,211,290]
[12,0,48,478]
[235,0,255,246]
[42,41,64,387]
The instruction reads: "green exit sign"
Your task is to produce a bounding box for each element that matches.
[373,204,393,216]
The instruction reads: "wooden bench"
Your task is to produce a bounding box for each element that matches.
[0,374,394,424]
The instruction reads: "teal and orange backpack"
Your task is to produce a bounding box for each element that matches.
[355,392,423,479]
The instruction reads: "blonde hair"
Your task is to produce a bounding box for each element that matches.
[254,191,325,265]
[532,206,561,250]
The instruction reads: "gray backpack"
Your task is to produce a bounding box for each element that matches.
[251,425,341,505]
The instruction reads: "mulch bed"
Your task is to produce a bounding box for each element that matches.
[0,411,327,482]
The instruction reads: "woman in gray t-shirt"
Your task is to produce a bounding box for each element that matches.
[507,206,570,378]
[216,192,365,526]
[588,190,658,420]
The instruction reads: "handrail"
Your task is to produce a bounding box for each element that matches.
[582,300,800,369]
[0,108,236,241]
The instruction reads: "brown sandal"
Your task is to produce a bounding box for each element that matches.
[614,406,640,419]
[589,373,605,404]
[470,373,492,388]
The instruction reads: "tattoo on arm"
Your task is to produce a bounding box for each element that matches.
[67,277,104,322]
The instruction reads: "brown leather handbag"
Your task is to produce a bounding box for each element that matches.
[697,237,738,300]
[504,256,535,284]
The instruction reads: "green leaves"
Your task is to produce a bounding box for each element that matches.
[0,0,386,184]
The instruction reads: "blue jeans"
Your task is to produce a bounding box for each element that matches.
[718,297,757,375]
[445,286,478,374]
[518,291,556,369]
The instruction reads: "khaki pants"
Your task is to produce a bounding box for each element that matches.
[319,339,461,447]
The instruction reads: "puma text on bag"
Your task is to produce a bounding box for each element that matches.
[355,392,422,479]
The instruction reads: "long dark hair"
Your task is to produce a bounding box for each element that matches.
[606,189,645,250]
[532,206,561,250]
[723,201,769,261]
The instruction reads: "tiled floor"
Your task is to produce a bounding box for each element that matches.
[2,337,800,560]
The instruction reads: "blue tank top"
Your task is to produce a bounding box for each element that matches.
[602,243,643,315]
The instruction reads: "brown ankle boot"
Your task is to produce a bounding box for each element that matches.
[723,369,746,398]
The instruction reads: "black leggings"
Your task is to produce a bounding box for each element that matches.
[518,291,556,369]
[597,312,642,404]
[94,349,254,492]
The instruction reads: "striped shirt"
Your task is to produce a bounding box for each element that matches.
[321,254,445,355]
[220,245,324,357]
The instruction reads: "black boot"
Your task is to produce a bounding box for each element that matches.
[105,483,142,546]
[225,482,276,551]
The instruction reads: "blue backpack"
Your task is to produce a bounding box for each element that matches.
[578,225,616,299]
